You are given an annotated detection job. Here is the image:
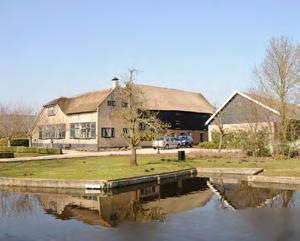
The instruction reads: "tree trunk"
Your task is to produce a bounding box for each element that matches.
[28,136,32,147]
[131,146,138,166]
[7,138,11,148]
[218,134,223,153]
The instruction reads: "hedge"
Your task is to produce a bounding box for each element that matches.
[0,138,7,146]
[198,130,272,157]
[198,141,219,149]
[0,147,62,155]
[0,138,29,147]
[14,147,62,155]
[11,138,29,147]
[0,152,14,158]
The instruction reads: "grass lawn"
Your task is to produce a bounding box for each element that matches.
[13,153,51,158]
[0,155,300,180]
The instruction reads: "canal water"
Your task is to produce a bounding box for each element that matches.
[1,177,300,241]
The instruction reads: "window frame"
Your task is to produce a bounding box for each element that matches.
[107,100,116,107]
[101,128,115,138]
[69,122,96,139]
[38,124,66,140]
[123,128,129,135]
[47,106,56,116]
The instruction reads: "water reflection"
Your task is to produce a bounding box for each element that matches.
[207,178,295,210]
[0,192,37,217]
[0,177,299,229]
[36,177,212,227]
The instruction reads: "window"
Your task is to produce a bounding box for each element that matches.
[101,128,115,138]
[70,122,96,139]
[107,100,116,107]
[122,102,128,108]
[200,133,205,142]
[47,106,55,116]
[123,128,129,135]
[38,124,65,140]
[39,128,43,139]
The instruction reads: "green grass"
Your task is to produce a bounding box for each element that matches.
[0,155,300,180]
[13,153,50,158]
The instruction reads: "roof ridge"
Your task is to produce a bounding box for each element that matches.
[135,83,204,95]
[68,88,112,100]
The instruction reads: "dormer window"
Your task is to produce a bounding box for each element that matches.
[47,106,55,116]
[107,100,116,107]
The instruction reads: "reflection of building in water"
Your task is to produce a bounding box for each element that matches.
[35,177,297,228]
[208,178,294,209]
[36,177,213,227]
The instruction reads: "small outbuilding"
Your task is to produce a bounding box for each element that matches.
[205,91,300,143]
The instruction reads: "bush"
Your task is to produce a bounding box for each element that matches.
[210,129,271,157]
[0,138,7,146]
[0,146,62,155]
[14,147,62,155]
[273,144,298,158]
[239,130,271,157]
[198,141,219,149]
[0,151,14,158]
[211,131,242,149]
[11,138,29,147]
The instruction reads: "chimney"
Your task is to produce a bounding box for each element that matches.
[112,77,119,88]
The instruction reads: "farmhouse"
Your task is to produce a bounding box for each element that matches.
[32,78,213,150]
[206,91,300,142]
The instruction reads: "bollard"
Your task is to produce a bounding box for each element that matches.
[178,151,185,161]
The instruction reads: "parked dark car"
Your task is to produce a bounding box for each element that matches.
[178,135,193,148]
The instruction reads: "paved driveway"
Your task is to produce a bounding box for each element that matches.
[0,148,241,163]
[63,147,200,156]
[0,147,200,163]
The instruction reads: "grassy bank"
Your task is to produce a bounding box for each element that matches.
[0,155,300,180]
[13,153,50,158]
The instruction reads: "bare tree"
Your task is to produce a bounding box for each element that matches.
[254,36,300,144]
[0,104,21,147]
[117,69,169,166]
[0,103,36,147]
[16,105,36,147]
[211,105,227,153]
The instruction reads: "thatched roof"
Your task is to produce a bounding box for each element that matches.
[44,88,113,115]
[44,84,213,115]
[136,84,213,114]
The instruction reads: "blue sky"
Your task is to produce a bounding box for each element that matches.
[1,0,300,109]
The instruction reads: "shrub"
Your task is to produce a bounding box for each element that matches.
[198,141,219,149]
[0,138,7,146]
[210,129,270,157]
[0,146,11,152]
[11,138,29,147]
[14,147,62,155]
[239,130,271,157]
[0,146,62,155]
[0,151,14,158]
[211,131,242,149]
[273,144,299,158]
